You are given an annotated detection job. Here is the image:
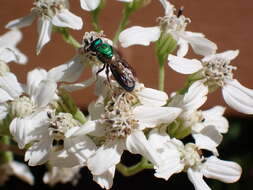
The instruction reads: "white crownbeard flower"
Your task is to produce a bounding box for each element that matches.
[80,0,133,11]
[10,110,97,167]
[68,84,181,189]
[168,50,253,114]
[148,130,242,189]
[0,30,27,65]
[6,0,83,54]
[43,166,81,186]
[0,161,34,185]
[0,69,57,119]
[119,0,217,57]
[169,81,228,154]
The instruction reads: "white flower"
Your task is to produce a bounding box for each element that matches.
[10,110,97,167]
[0,30,27,65]
[168,81,228,154]
[6,0,83,54]
[0,161,34,185]
[43,166,81,186]
[80,0,133,11]
[69,83,181,189]
[119,0,217,57]
[0,69,57,119]
[192,106,228,155]
[148,129,242,190]
[168,50,253,114]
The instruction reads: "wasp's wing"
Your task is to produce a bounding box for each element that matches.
[109,57,136,92]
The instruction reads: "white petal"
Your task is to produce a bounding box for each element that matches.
[80,0,100,11]
[51,135,96,167]
[67,120,105,138]
[136,87,168,106]
[177,38,189,57]
[158,0,174,16]
[168,55,203,74]
[182,32,217,56]
[0,88,13,103]
[0,105,8,120]
[119,26,161,47]
[5,12,36,29]
[9,161,34,185]
[34,80,57,107]
[192,125,222,155]
[202,156,242,183]
[134,106,181,129]
[25,139,51,166]
[36,19,52,54]
[10,47,28,64]
[149,130,184,180]
[202,106,225,116]
[10,110,49,148]
[88,140,124,175]
[187,168,211,190]
[26,68,48,97]
[62,76,96,92]
[126,131,161,166]
[182,81,208,111]
[155,152,183,180]
[222,79,253,114]
[202,106,228,134]
[0,29,22,48]
[0,72,23,98]
[117,0,133,2]
[52,9,83,30]
[202,50,239,63]
[93,167,115,190]
[47,55,85,82]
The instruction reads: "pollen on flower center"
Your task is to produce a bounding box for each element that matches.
[47,112,80,151]
[33,0,66,18]
[9,95,35,117]
[182,143,203,170]
[158,15,190,34]
[203,57,237,86]
[102,90,139,140]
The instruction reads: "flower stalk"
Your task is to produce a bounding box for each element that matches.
[116,157,153,177]
[54,27,82,48]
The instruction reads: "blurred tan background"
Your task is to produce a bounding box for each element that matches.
[0,0,252,116]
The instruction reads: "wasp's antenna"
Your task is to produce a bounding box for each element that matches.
[177,6,184,17]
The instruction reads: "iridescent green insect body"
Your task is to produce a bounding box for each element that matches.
[87,38,136,92]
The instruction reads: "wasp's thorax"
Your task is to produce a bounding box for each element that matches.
[33,0,67,19]
[48,112,80,151]
[101,88,139,140]
[203,57,237,87]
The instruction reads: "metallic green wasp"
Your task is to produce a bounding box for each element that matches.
[85,38,136,92]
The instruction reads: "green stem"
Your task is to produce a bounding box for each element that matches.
[55,27,81,48]
[113,5,133,45]
[116,157,153,177]
[91,0,106,32]
[158,58,165,91]
[0,136,13,165]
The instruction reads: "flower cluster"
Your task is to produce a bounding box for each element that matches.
[0,0,251,189]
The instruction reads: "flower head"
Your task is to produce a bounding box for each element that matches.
[168,50,253,114]
[6,0,83,54]
[119,0,217,57]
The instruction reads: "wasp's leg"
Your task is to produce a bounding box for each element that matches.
[96,63,106,76]
[106,64,112,89]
